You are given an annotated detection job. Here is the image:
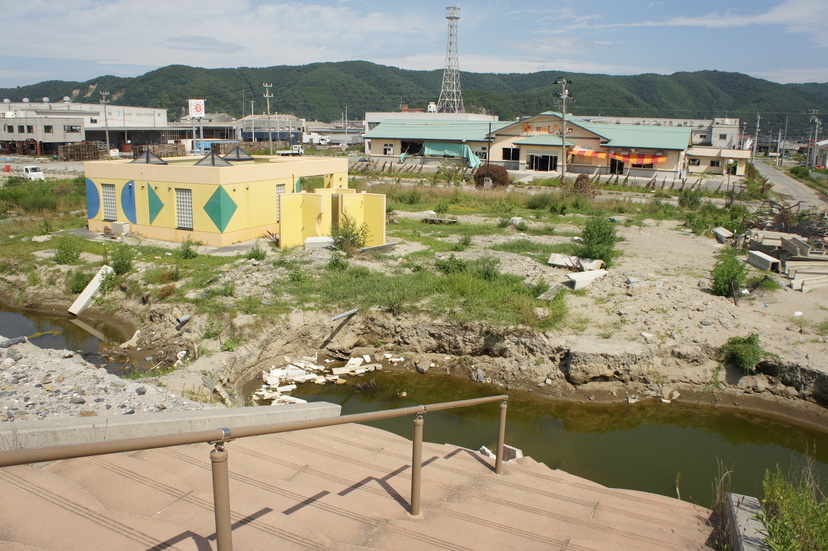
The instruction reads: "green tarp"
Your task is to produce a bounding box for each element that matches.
[399,142,482,169]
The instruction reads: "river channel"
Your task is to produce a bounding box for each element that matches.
[292,370,828,507]
[4,308,828,507]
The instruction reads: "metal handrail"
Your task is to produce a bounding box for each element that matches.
[0,394,509,551]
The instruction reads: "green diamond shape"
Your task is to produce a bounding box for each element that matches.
[148,185,164,224]
[204,187,237,233]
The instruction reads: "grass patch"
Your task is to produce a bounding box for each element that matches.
[490,238,578,264]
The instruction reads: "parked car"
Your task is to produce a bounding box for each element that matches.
[22,166,45,180]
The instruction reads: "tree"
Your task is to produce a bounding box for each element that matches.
[473,165,510,189]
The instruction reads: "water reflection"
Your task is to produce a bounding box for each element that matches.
[294,371,828,506]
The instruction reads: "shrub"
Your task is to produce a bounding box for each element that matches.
[718,333,767,374]
[110,245,135,275]
[53,235,84,264]
[563,173,600,198]
[710,250,747,296]
[576,216,618,267]
[156,284,176,300]
[246,241,266,261]
[678,189,704,209]
[67,270,92,294]
[473,164,510,188]
[434,199,450,215]
[473,256,501,281]
[331,213,369,256]
[177,237,199,259]
[435,254,467,274]
[327,252,349,271]
[760,463,828,550]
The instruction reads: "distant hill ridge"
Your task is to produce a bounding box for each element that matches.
[1,61,825,137]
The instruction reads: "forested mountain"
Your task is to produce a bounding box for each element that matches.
[2,61,825,138]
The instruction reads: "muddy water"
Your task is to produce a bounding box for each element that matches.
[293,371,828,507]
[0,308,151,372]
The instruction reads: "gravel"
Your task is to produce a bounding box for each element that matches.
[0,335,216,422]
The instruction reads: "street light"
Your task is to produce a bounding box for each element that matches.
[554,77,573,179]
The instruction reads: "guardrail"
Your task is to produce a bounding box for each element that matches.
[0,395,509,551]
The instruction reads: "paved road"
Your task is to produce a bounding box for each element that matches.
[755,161,825,212]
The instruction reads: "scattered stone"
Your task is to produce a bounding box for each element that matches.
[69,396,86,405]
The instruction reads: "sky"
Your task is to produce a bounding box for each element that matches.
[0,0,826,90]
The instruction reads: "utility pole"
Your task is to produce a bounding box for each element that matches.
[554,77,573,179]
[750,113,760,166]
[344,106,348,151]
[99,91,110,160]
[776,129,782,166]
[250,100,256,143]
[263,83,273,155]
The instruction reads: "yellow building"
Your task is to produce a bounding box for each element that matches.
[84,149,385,249]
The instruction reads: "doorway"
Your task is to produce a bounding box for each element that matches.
[528,154,557,172]
[610,158,625,174]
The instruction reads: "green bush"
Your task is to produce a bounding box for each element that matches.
[327,252,349,271]
[435,254,467,275]
[576,216,618,267]
[110,244,135,275]
[177,237,199,259]
[760,464,828,551]
[53,235,84,264]
[245,241,266,261]
[678,189,704,209]
[473,256,501,281]
[331,213,369,256]
[67,270,92,294]
[710,250,747,296]
[718,333,766,374]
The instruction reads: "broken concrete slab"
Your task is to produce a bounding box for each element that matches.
[537,284,567,301]
[712,227,733,243]
[566,269,608,290]
[68,265,115,316]
[746,250,780,272]
[548,253,604,271]
[304,237,333,249]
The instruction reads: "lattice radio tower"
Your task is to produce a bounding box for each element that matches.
[437,6,465,113]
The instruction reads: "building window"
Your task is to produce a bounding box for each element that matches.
[503,147,520,161]
[631,163,654,169]
[26,125,33,133]
[175,188,194,230]
[719,134,727,140]
[710,160,721,167]
[276,184,285,222]
[90,118,98,124]
[698,134,707,140]
[64,125,81,133]
[101,184,117,221]
[688,158,701,166]
[17,126,23,133]
[383,143,394,155]
[7,126,13,133]
[44,125,53,133]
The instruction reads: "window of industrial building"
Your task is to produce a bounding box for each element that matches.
[710,160,721,167]
[26,126,33,133]
[101,184,117,221]
[17,126,23,133]
[175,188,194,230]
[64,125,81,133]
[719,134,727,140]
[502,147,520,161]
[44,125,53,133]
[383,143,394,155]
[688,158,701,166]
[90,118,98,124]
[276,184,285,222]
[7,126,13,133]
[698,134,707,140]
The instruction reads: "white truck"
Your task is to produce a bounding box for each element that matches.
[22,166,45,181]
[277,145,304,156]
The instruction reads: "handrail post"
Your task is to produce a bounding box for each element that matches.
[211,442,233,551]
[495,399,508,474]
[410,412,424,516]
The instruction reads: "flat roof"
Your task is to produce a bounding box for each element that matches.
[364,119,511,142]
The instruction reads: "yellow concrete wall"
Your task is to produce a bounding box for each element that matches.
[278,194,306,249]
[362,193,386,248]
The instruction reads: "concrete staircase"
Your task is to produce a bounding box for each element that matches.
[0,424,716,550]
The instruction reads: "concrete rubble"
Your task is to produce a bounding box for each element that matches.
[252,353,394,404]
[741,229,828,292]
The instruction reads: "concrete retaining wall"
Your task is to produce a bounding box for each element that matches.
[0,402,341,451]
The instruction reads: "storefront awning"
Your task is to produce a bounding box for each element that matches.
[608,153,667,164]
[570,147,607,159]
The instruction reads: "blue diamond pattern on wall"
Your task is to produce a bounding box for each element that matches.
[203,187,238,233]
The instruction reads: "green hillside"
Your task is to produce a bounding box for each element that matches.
[1,61,825,138]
